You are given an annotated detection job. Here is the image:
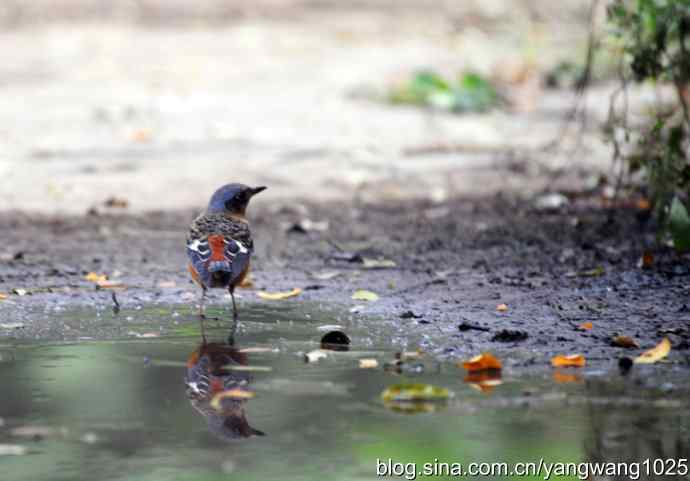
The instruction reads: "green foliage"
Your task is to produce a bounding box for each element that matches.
[607,0,690,250]
[389,70,498,113]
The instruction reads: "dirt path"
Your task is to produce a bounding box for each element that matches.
[1,196,688,369]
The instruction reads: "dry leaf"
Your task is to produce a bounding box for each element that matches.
[578,322,593,330]
[157,281,176,288]
[496,303,508,312]
[381,383,451,402]
[310,270,342,281]
[0,323,25,329]
[128,128,152,143]
[96,280,126,289]
[634,337,671,364]
[359,359,379,369]
[362,258,397,269]
[611,335,639,349]
[552,370,583,384]
[257,288,302,300]
[210,389,255,409]
[461,353,502,372]
[0,293,8,300]
[551,354,586,368]
[351,290,379,301]
[104,197,128,208]
[397,350,424,361]
[304,350,328,363]
[637,198,651,210]
[0,444,28,456]
[578,266,605,277]
[464,370,502,393]
[85,272,107,283]
[638,251,654,269]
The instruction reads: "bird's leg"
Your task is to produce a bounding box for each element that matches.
[198,287,208,344]
[228,287,238,345]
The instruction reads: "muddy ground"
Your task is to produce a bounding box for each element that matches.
[1,194,688,370]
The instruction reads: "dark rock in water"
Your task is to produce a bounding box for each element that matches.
[399,310,422,319]
[321,330,350,351]
[491,329,528,342]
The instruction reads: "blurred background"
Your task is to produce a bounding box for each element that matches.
[0,0,614,214]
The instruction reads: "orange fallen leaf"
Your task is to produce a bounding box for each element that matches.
[611,335,639,349]
[637,198,651,210]
[0,293,8,300]
[638,251,654,269]
[551,354,586,368]
[461,352,502,372]
[496,303,508,312]
[257,288,302,300]
[238,274,254,289]
[634,337,671,364]
[578,322,593,330]
[464,370,502,393]
[552,370,583,384]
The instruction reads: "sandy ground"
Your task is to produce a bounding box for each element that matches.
[1,0,612,214]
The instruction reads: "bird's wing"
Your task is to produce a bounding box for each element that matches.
[187,214,253,286]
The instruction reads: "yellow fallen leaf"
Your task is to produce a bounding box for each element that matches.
[551,354,586,368]
[461,353,502,372]
[634,337,671,364]
[578,322,593,330]
[0,293,8,300]
[359,359,379,369]
[96,280,126,289]
[381,383,451,402]
[496,303,508,312]
[210,389,255,410]
[85,272,107,283]
[257,288,302,300]
[351,289,379,301]
[611,335,639,349]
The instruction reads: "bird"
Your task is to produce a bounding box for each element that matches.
[186,183,266,342]
[185,338,264,440]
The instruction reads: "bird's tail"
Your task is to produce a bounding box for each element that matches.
[208,260,231,272]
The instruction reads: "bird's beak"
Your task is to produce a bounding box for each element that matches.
[250,186,267,196]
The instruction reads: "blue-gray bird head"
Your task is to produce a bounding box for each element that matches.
[207,184,267,216]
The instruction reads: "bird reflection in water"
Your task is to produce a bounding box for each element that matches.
[185,335,264,440]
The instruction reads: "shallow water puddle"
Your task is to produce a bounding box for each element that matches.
[1,305,689,481]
